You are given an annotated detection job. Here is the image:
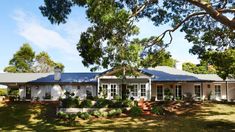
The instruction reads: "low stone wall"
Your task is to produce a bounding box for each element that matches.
[57,107,131,114]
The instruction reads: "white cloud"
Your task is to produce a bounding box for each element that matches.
[12,9,86,57]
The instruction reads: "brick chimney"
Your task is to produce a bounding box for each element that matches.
[54,67,61,81]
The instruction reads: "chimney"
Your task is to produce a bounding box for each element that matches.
[175,61,183,70]
[54,67,61,81]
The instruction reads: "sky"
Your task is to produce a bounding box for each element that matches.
[0,1,199,73]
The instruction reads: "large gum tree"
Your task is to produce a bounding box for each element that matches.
[39,0,235,78]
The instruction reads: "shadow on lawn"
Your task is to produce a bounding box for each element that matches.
[0,102,235,131]
[0,102,59,131]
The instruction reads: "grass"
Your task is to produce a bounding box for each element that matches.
[0,102,235,131]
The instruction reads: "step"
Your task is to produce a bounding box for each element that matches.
[143,111,151,115]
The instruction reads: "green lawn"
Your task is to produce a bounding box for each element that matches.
[0,102,235,131]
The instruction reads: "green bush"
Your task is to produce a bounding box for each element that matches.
[57,112,69,120]
[151,106,164,115]
[108,109,117,117]
[80,99,93,108]
[94,98,110,108]
[109,101,123,108]
[92,110,102,117]
[78,112,90,120]
[61,97,77,108]
[74,97,80,107]
[123,99,134,107]
[114,95,122,100]
[130,106,142,116]
[101,111,108,117]
[0,89,7,96]
[68,114,77,122]
[115,108,122,116]
[108,108,122,117]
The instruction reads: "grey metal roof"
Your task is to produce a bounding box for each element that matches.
[142,66,235,82]
[0,73,100,84]
[0,66,234,84]
[142,66,203,82]
[196,74,235,82]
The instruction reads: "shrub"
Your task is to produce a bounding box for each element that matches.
[115,108,122,116]
[123,99,134,107]
[78,112,90,120]
[68,114,77,122]
[108,108,122,117]
[101,111,108,117]
[74,97,80,107]
[0,89,7,96]
[94,98,110,108]
[109,101,123,108]
[34,97,40,101]
[57,112,69,120]
[114,95,122,100]
[151,106,164,115]
[108,109,117,117]
[130,106,142,116]
[164,88,173,101]
[61,97,76,108]
[93,96,99,100]
[80,99,93,108]
[92,110,102,117]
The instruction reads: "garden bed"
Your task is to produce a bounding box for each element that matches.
[57,107,131,114]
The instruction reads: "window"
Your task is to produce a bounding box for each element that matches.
[102,84,108,96]
[194,85,201,97]
[157,85,163,100]
[45,86,51,99]
[215,85,221,98]
[131,84,138,96]
[141,84,146,96]
[128,84,138,97]
[111,84,117,97]
[175,85,182,99]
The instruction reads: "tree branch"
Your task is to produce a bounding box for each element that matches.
[144,11,207,48]
[129,0,156,19]
[186,0,235,30]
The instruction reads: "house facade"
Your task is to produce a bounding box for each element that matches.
[0,66,235,102]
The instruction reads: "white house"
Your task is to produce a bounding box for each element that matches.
[0,66,235,101]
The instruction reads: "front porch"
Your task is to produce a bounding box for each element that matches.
[151,82,229,101]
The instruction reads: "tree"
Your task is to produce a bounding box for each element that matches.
[4,43,35,73]
[4,44,64,73]
[39,0,235,72]
[201,48,235,80]
[34,51,65,72]
[182,61,216,74]
[141,50,176,67]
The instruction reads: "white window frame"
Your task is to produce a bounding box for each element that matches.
[140,83,146,97]
[110,83,118,98]
[101,83,108,97]
[215,84,221,98]
[175,84,182,98]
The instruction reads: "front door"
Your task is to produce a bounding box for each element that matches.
[26,87,31,99]
[121,84,127,100]
[157,85,163,100]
